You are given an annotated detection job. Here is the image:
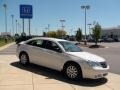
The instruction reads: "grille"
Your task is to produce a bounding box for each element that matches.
[100,62,107,68]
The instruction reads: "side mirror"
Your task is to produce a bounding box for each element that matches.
[58,49,62,53]
[55,47,62,53]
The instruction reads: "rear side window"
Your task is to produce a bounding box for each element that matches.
[27,39,47,48]
[27,40,37,46]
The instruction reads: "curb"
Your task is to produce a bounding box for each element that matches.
[0,42,15,51]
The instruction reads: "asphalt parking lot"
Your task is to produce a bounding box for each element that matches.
[80,42,120,75]
[0,42,120,90]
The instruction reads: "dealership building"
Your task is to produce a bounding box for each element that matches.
[101,26,120,39]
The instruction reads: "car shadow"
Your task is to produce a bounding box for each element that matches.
[10,61,108,87]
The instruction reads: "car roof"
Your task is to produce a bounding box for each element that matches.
[28,37,68,42]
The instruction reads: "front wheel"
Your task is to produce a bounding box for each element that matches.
[64,63,82,80]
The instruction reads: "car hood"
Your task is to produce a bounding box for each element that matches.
[66,52,105,62]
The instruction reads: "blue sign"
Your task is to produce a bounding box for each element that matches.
[20,5,33,19]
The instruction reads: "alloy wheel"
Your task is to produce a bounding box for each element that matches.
[66,65,78,79]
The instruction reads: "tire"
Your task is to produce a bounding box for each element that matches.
[19,52,29,65]
[64,63,82,80]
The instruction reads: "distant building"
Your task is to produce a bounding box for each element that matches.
[101,26,120,39]
[0,32,11,37]
[1,32,11,36]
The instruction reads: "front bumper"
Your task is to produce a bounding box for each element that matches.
[82,66,109,79]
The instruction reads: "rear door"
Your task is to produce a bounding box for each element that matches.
[26,39,47,65]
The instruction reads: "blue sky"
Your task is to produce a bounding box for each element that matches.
[0,0,120,35]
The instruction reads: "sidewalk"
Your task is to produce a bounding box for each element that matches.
[0,54,120,90]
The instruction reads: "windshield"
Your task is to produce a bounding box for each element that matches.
[59,41,82,52]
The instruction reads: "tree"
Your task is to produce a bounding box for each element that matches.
[14,33,20,39]
[46,31,57,38]
[76,28,82,42]
[43,32,46,37]
[56,30,66,38]
[92,23,101,45]
[45,30,67,38]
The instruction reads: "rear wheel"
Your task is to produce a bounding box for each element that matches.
[64,63,82,80]
[19,52,29,65]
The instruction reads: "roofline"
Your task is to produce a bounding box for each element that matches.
[29,37,68,42]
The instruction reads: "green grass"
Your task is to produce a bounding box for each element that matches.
[0,39,14,47]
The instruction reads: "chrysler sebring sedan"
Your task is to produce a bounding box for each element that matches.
[16,37,109,79]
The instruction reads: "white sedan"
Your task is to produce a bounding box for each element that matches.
[16,37,109,79]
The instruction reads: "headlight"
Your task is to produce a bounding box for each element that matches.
[87,60,101,67]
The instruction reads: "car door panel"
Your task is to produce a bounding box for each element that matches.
[25,39,47,66]
[39,41,66,71]
[43,49,66,71]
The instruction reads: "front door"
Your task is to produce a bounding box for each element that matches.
[42,41,65,70]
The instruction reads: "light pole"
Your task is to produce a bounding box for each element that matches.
[70,29,73,36]
[45,24,50,33]
[16,20,17,34]
[87,23,92,40]
[3,4,7,33]
[60,19,65,30]
[35,28,38,36]
[18,21,20,35]
[19,24,22,35]
[28,19,31,36]
[45,27,48,32]
[11,15,14,36]
[60,19,65,39]
[10,29,11,35]
[48,24,50,32]
[81,5,90,45]
[87,23,92,35]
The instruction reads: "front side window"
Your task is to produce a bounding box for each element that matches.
[46,41,62,52]
[59,41,82,52]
